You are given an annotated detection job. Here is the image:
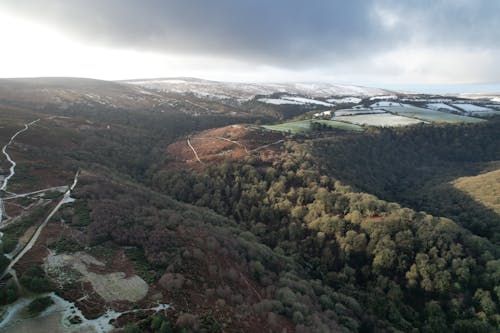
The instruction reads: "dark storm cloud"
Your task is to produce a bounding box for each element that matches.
[1,0,388,66]
[2,0,499,67]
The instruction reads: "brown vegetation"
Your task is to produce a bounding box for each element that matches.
[166,124,284,170]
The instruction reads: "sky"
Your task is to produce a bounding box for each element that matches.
[0,0,499,92]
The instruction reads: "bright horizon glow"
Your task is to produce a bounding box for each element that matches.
[0,8,499,94]
[0,10,337,83]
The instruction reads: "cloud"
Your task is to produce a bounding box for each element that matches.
[1,0,499,84]
[0,0,391,66]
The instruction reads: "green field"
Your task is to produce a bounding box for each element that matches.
[314,120,364,131]
[387,105,484,123]
[334,113,424,127]
[262,119,363,133]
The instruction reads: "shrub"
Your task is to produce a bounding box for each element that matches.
[26,296,54,316]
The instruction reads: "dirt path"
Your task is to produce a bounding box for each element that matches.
[0,119,40,223]
[250,139,285,152]
[0,171,80,280]
[187,137,205,165]
[1,119,40,192]
[3,186,68,201]
[192,136,249,153]
[184,99,211,112]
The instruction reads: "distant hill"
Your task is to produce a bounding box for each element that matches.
[0,78,499,332]
[0,77,166,110]
[122,77,392,99]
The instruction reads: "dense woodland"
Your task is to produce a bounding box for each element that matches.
[311,119,500,245]
[153,140,500,332]
[0,101,499,332]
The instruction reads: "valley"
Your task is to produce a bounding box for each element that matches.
[0,77,498,333]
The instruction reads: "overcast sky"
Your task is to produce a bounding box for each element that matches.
[1,0,499,92]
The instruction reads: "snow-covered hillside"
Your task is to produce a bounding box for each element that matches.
[123,78,391,100]
[326,97,362,104]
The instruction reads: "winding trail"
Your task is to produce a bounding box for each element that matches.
[0,119,40,223]
[192,136,249,153]
[250,139,285,152]
[187,135,284,166]
[0,171,80,280]
[184,99,211,112]
[3,186,68,201]
[1,119,40,192]
[187,137,205,165]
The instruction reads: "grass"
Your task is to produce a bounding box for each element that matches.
[8,164,38,192]
[334,113,424,127]
[262,120,312,133]
[16,196,35,207]
[0,235,18,254]
[42,191,64,200]
[88,243,116,260]
[387,105,484,123]
[48,236,84,253]
[453,169,500,214]
[262,119,363,133]
[1,205,50,239]
[314,120,364,131]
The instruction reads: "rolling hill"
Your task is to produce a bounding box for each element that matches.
[0,78,499,333]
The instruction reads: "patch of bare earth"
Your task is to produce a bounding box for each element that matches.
[45,251,149,303]
[166,124,285,170]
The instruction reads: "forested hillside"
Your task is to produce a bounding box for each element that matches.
[0,88,499,332]
[312,120,500,245]
[153,141,500,332]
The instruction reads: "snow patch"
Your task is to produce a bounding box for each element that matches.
[123,79,390,100]
[326,97,362,104]
[281,96,333,106]
[369,95,398,101]
[427,103,460,112]
[370,101,402,108]
[257,98,304,105]
[451,104,493,112]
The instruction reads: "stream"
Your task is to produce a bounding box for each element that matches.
[0,121,167,332]
[0,292,169,333]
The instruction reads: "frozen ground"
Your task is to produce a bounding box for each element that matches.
[334,113,424,127]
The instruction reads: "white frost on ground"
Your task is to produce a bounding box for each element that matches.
[123,79,390,100]
[326,97,362,104]
[257,98,304,105]
[452,104,493,112]
[45,252,149,302]
[369,95,398,101]
[334,113,424,127]
[258,96,333,106]
[280,96,333,106]
[427,103,460,112]
[313,110,332,118]
[0,292,170,333]
[370,101,402,108]
[334,109,386,116]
